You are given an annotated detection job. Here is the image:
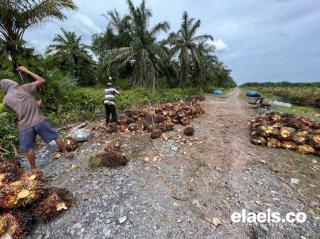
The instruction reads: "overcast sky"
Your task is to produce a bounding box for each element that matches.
[24,0,320,84]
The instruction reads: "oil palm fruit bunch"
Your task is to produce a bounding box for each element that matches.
[150,129,162,139]
[119,115,131,125]
[119,98,205,134]
[156,123,174,133]
[281,141,297,150]
[91,151,128,168]
[0,160,21,175]
[297,144,316,154]
[308,134,320,149]
[279,127,296,139]
[0,210,34,239]
[292,131,308,144]
[32,187,73,222]
[20,170,43,182]
[0,173,18,187]
[106,122,118,134]
[187,96,205,102]
[267,138,281,148]
[0,177,43,209]
[119,124,128,133]
[250,112,319,155]
[181,117,191,126]
[104,141,121,152]
[251,136,266,145]
[64,136,78,152]
[184,127,195,136]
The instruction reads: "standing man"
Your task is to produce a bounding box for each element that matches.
[0,66,70,170]
[104,78,120,125]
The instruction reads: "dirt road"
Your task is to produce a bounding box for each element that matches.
[28,88,320,239]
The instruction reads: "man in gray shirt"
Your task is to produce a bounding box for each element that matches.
[0,66,70,170]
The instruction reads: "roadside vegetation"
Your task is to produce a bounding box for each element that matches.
[241,82,320,107]
[0,0,236,159]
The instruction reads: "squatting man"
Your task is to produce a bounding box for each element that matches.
[0,66,71,170]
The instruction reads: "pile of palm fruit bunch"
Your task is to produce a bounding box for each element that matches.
[250,112,320,155]
[0,159,73,238]
[106,97,205,139]
[89,141,128,169]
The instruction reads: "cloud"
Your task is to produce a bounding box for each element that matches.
[22,0,320,84]
[210,39,229,53]
[73,13,102,35]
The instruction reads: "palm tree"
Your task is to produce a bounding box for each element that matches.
[46,28,93,78]
[169,11,213,87]
[107,0,170,91]
[0,0,77,71]
[104,9,131,34]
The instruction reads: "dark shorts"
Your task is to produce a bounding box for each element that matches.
[20,120,59,152]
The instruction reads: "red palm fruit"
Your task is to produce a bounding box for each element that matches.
[32,187,73,222]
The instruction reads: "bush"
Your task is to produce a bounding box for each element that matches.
[0,103,18,159]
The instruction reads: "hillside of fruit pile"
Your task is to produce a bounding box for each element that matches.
[250,112,320,155]
[106,96,205,139]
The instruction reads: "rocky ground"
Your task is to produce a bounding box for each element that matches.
[25,88,320,239]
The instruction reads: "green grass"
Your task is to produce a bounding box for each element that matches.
[241,84,320,108]
[240,87,319,118]
[271,105,318,116]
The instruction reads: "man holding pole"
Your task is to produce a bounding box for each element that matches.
[0,66,70,170]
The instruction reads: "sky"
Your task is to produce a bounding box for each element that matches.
[24,0,320,85]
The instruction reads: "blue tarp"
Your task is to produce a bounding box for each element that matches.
[247,90,261,97]
[212,90,223,95]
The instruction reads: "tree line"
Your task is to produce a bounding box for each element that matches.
[0,0,236,90]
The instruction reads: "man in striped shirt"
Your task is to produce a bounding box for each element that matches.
[104,81,120,124]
